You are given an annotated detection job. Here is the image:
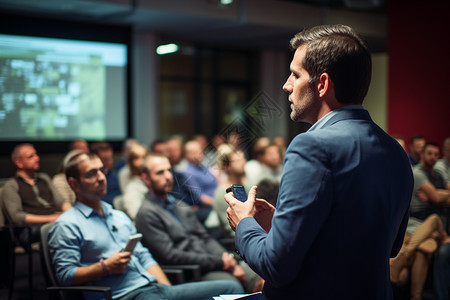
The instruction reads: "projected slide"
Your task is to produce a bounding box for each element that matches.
[0,34,127,141]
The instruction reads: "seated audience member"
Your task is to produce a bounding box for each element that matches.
[272,135,287,159]
[390,135,449,299]
[408,135,426,166]
[392,135,407,151]
[210,134,226,163]
[166,135,188,173]
[213,144,248,238]
[55,139,89,173]
[118,142,148,192]
[113,138,138,172]
[410,142,450,223]
[226,133,243,152]
[117,143,149,220]
[208,134,228,185]
[151,138,170,158]
[244,137,271,187]
[182,140,218,224]
[433,242,450,300]
[157,137,203,211]
[52,149,84,205]
[255,178,279,207]
[2,143,71,245]
[90,142,122,206]
[390,214,450,300]
[246,142,283,187]
[193,134,213,167]
[69,139,90,153]
[434,137,450,184]
[260,143,283,183]
[134,153,263,293]
[48,152,242,300]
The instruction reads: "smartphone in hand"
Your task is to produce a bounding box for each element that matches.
[121,233,143,253]
[226,184,247,202]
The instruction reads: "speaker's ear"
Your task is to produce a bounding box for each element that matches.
[317,73,332,98]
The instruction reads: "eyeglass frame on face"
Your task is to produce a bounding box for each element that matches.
[82,167,107,181]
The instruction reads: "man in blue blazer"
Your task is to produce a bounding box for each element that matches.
[225,24,413,299]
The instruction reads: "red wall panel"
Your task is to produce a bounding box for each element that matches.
[388,0,450,152]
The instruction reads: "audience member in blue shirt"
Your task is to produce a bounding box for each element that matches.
[48,152,243,300]
[182,140,218,223]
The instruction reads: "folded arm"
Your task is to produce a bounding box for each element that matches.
[419,181,450,205]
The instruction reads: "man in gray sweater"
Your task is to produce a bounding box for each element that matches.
[135,152,263,293]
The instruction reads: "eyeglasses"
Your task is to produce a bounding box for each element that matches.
[82,167,107,180]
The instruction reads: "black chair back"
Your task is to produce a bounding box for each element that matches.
[39,222,58,288]
[39,222,112,300]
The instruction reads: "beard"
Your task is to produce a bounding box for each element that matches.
[290,99,315,123]
[289,83,317,123]
[424,159,437,170]
[290,105,304,122]
[152,181,173,196]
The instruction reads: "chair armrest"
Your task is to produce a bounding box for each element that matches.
[47,285,112,300]
[161,267,185,284]
[161,264,201,281]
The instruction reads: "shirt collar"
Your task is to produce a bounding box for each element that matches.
[74,201,113,218]
[308,105,364,132]
[153,193,176,210]
[15,172,38,183]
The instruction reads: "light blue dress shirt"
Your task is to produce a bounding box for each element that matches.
[183,162,218,198]
[48,201,157,300]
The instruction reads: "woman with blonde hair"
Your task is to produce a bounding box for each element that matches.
[116,142,148,219]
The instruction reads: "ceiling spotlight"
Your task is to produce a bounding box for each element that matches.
[156,43,179,55]
[220,0,234,5]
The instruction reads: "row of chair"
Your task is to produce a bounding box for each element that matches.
[0,186,35,300]
[40,222,202,300]
[0,185,202,300]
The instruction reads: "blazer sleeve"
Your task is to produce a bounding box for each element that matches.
[235,133,333,287]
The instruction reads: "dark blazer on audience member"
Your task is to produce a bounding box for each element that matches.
[134,193,225,272]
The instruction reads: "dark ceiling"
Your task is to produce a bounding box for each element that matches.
[0,0,387,52]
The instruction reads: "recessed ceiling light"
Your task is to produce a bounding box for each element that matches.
[156,43,179,55]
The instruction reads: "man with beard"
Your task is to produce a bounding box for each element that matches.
[410,142,450,222]
[135,153,263,293]
[2,143,71,245]
[225,24,413,299]
[48,152,242,300]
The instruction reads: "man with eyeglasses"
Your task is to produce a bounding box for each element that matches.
[48,152,242,300]
[2,143,71,245]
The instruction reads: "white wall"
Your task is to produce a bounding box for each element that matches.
[132,32,160,146]
[363,53,388,131]
[258,50,290,138]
